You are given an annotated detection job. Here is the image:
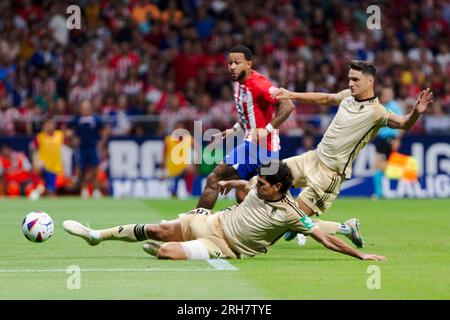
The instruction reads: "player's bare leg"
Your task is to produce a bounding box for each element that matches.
[145,220,184,242]
[196,163,239,209]
[143,242,188,259]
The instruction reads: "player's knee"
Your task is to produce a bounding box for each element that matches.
[146,223,176,241]
[146,224,164,240]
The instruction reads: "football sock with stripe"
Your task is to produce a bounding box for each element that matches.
[98,224,148,242]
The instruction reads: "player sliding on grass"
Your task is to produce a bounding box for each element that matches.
[63,160,384,261]
[274,60,434,246]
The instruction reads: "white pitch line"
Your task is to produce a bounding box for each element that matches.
[0,261,239,273]
[207,259,239,270]
[0,259,238,273]
[0,267,233,273]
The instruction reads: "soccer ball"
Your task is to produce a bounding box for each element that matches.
[21,211,54,243]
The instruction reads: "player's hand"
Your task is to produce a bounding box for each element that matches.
[272,87,293,100]
[207,129,232,151]
[413,88,433,114]
[206,131,224,151]
[361,254,386,261]
[218,180,234,195]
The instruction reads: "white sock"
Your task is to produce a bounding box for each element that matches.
[338,223,351,235]
[90,230,101,241]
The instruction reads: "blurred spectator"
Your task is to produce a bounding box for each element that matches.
[160,0,184,28]
[373,87,404,199]
[48,3,69,47]
[0,144,33,197]
[0,93,19,136]
[68,100,108,198]
[209,85,236,131]
[294,132,316,156]
[30,119,65,198]
[0,0,446,140]
[159,92,187,135]
[195,5,215,40]
[34,78,59,113]
[0,31,20,63]
[108,94,132,136]
[131,0,160,27]
[69,72,100,106]
[163,121,197,197]
[96,146,110,196]
[424,102,450,134]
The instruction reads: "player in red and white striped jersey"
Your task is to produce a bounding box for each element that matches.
[196,46,294,209]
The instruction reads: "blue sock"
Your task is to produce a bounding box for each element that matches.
[373,171,384,198]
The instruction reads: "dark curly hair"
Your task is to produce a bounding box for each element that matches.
[257,160,294,194]
[229,45,253,61]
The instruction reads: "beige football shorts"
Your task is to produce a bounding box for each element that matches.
[283,150,344,215]
[179,209,238,259]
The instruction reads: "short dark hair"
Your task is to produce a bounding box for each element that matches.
[350,60,377,77]
[229,45,252,61]
[257,160,293,194]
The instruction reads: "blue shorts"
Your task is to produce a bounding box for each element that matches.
[224,141,279,180]
[80,149,99,169]
[42,169,57,193]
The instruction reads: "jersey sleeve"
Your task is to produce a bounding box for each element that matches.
[284,197,319,235]
[257,78,279,106]
[375,104,392,127]
[335,89,351,104]
[293,215,319,235]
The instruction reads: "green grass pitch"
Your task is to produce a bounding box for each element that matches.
[0,197,449,299]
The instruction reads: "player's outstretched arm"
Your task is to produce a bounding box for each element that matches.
[274,88,338,106]
[218,180,250,197]
[387,88,433,130]
[310,228,385,261]
[270,98,295,129]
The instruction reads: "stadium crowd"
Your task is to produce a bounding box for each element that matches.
[0,0,449,137]
[0,0,449,197]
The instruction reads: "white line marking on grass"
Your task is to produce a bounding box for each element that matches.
[0,261,239,273]
[207,259,239,270]
[0,267,235,273]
